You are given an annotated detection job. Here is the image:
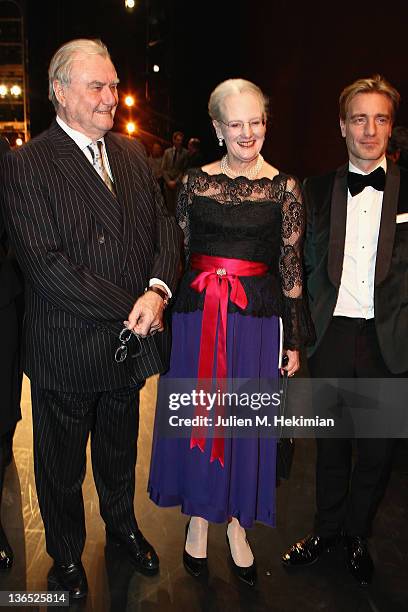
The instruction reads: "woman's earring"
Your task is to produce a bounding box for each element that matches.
[218,136,223,147]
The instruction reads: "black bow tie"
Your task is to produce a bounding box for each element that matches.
[347,167,386,197]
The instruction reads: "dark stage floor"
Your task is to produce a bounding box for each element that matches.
[1,376,407,612]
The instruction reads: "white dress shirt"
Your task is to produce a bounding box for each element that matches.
[56,115,114,180]
[55,116,171,298]
[333,157,386,319]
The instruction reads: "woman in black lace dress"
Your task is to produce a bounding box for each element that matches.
[148,79,314,586]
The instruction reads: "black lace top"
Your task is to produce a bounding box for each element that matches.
[173,168,315,349]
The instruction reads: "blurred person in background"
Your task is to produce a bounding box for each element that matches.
[0,135,24,570]
[386,125,408,170]
[161,131,188,214]
[186,137,204,169]
[148,141,164,193]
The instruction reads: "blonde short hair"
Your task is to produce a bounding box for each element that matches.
[48,39,111,110]
[339,74,400,121]
[208,78,269,121]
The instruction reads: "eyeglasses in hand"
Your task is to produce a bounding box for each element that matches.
[114,326,143,363]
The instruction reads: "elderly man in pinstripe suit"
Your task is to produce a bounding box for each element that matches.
[0,39,180,599]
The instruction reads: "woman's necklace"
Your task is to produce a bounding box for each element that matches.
[220,153,264,180]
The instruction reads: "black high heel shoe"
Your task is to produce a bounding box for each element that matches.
[183,520,208,578]
[0,524,13,570]
[226,529,257,587]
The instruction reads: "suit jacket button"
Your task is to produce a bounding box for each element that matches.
[98,235,105,244]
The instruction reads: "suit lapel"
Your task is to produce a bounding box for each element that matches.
[105,133,135,266]
[375,161,400,285]
[327,164,348,288]
[48,121,123,244]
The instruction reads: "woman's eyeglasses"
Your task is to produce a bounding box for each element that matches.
[219,117,265,133]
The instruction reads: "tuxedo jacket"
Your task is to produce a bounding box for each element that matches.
[0,121,181,392]
[304,160,408,374]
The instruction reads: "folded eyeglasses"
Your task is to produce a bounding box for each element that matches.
[114,326,143,363]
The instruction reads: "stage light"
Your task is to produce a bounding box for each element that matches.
[0,85,8,97]
[125,0,135,8]
[10,85,22,96]
[124,95,135,107]
[153,64,160,73]
[15,137,23,147]
[126,121,136,135]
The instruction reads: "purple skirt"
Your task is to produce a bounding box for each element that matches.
[148,311,279,528]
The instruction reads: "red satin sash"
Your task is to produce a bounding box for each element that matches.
[189,253,268,465]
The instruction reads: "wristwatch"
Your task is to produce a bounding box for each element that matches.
[146,285,169,308]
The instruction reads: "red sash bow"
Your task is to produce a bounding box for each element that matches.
[189,253,267,465]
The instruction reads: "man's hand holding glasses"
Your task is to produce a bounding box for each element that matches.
[125,285,168,337]
[115,285,169,363]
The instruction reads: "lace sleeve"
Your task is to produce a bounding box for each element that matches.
[279,176,315,349]
[175,173,194,264]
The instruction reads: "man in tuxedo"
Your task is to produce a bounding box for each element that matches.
[0,40,180,599]
[161,131,188,214]
[282,75,407,585]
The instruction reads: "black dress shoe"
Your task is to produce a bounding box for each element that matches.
[48,562,88,599]
[0,525,13,570]
[183,521,208,578]
[106,529,159,575]
[282,533,341,567]
[226,531,257,587]
[344,535,373,586]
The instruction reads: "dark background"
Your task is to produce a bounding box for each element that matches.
[25,0,408,179]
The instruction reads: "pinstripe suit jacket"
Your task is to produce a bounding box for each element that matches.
[0,120,181,392]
